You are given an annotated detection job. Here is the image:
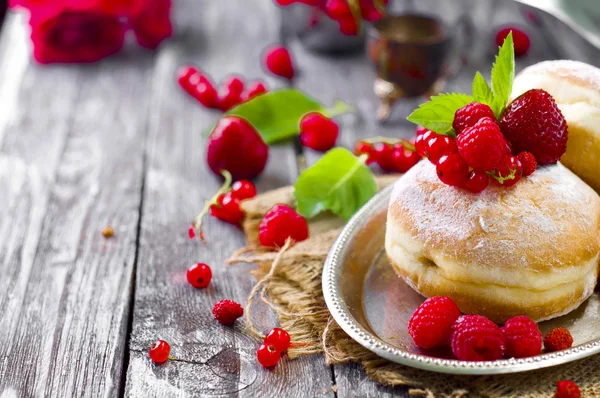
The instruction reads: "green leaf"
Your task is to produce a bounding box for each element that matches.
[490,31,515,117]
[406,93,475,136]
[293,148,377,220]
[206,89,353,145]
[472,72,494,106]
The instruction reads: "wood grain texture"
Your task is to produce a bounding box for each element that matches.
[0,18,155,397]
[124,0,333,397]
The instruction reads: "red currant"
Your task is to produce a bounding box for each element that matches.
[491,155,523,187]
[188,224,196,240]
[391,147,420,173]
[496,27,530,57]
[264,45,295,81]
[360,0,383,22]
[339,18,359,36]
[149,340,170,364]
[192,75,219,108]
[436,153,469,187]
[354,141,377,164]
[325,0,352,20]
[463,169,489,193]
[244,81,268,101]
[299,113,339,152]
[177,65,199,91]
[186,262,212,288]
[257,344,280,368]
[264,328,291,353]
[218,76,245,111]
[231,180,257,200]
[415,130,435,157]
[209,192,244,224]
[373,142,394,172]
[426,135,458,165]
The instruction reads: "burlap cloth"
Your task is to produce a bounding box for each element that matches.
[228,176,600,397]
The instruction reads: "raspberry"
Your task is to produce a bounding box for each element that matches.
[436,153,469,187]
[453,102,496,135]
[501,316,542,358]
[426,135,458,165]
[463,169,489,193]
[555,380,581,398]
[491,155,522,187]
[496,27,530,57]
[450,315,505,361]
[544,327,573,352]
[408,296,461,349]
[499,89,568,165]
[259,204,309,247]
[516,151,537,177]
[213,299,244,326]
[299,113,339,152]
[457,117,508,171]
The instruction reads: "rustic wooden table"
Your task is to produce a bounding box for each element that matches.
[0,0,598,397]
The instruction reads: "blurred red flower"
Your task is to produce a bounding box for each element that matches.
[10,0,172,64]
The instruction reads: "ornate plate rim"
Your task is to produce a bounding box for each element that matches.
[322,184,600,375]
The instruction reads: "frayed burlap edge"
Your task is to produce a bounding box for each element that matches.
[229,177,600,397]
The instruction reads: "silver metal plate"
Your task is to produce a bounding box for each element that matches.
[322,184,600,375]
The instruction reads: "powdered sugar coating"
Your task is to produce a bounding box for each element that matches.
[388,160,600,271]
[518,60,600,95]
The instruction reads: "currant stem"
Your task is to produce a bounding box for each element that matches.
[323,100,356,118]
[192,170,233,243]
[167,356,176,361]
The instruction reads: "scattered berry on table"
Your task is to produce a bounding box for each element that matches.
[257,344,281,368]
[244,81,268,101]
[102,226,114,238]
[392,147,420,173]
[354,141,377,164]
[188,224,196,240]
[213,299,244,326]
[426,134,458,165]
[463,169,489,193]
[408,296,461,349]
[209,192,244,225]
[496,27,530,57]
[516,151,537,177]
[456,117,509,172]
[450,315,506,361]
[499,89,568,165]
[264,328,291,353]
[186,263,212,289]
[231,180,257,201]
[149,340,171,364]
[373,142,395,172]
[555,380,581,398]
[206,116,269,181]
[264,45,295,81]
[501,316,542,358]
[299,113,339,152]
[218,76,245,111]
[259,204,309,247]
[490,155,522,187]
[436,153,469,187]
[544,327,573,352]
[453,102,496,135]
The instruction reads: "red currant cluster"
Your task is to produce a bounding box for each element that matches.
[257,327,292,368]
[209,180,257,225]
[417,102,537,193]
[275,0,388,35]
[354,137,420,173]
[178,65,268,112]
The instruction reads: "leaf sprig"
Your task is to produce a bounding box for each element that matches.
[407,32,515,135]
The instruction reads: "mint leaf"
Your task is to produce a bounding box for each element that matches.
[294,148,377,220]
[490,31,515,117]
[206,89,353,144]
[407,93,474,136]
[472,71,494,106]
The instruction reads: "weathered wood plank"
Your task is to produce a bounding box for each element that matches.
[0,17,154,396]
[124,1,334,397]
